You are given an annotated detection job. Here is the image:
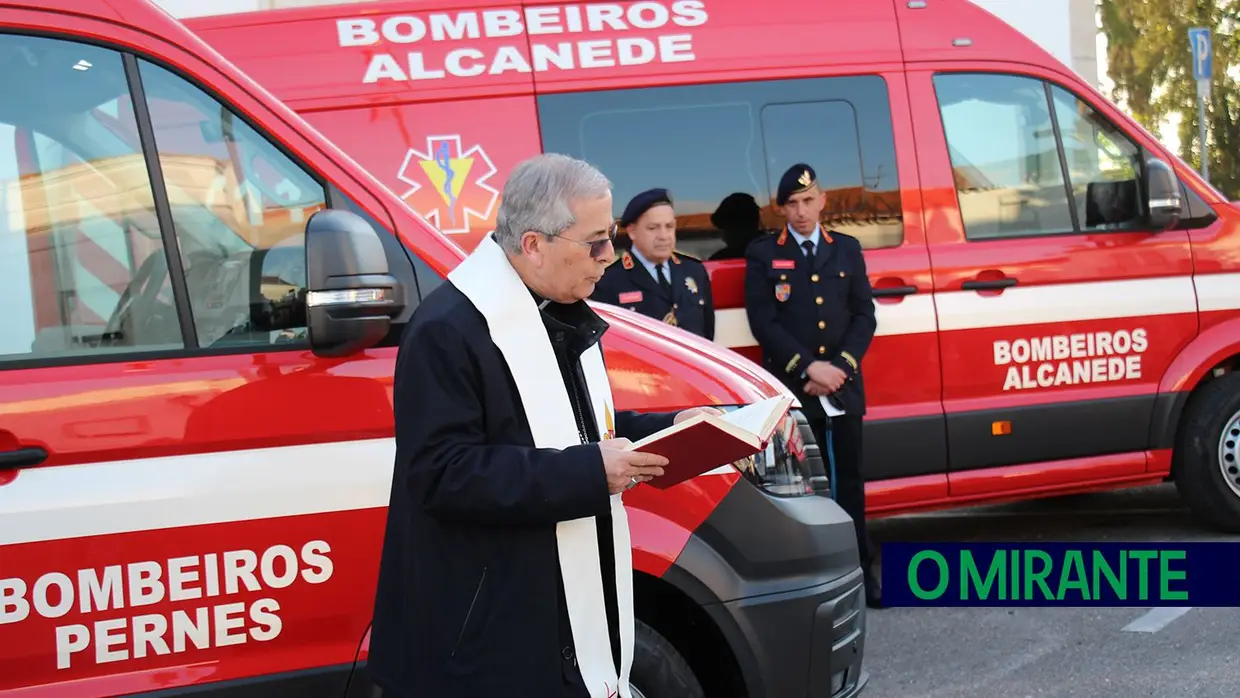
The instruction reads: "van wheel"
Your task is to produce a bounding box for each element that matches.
[1173,371,1240,533]
[629,619,704,698]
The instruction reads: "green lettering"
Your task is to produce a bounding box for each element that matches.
[1010,547,1020,600]
[1057,550,1090,600]
[1129,550,1157,600]
[1092,550,1126,600]
[962,550,1005,600]
[1023,550,1054,600]
[909,551,949,599]
[1159,550,1188,601]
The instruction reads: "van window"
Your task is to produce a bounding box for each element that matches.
[537,75,904,261]
[0,34,185,362]
[1048,84,1143,231]
[933,72,1146,240]
[136,59,327,348]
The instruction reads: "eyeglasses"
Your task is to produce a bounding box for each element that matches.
[548,222,618,259]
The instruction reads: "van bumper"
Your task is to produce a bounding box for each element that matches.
[663,475,869,698]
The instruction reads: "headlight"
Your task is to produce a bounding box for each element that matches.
[718,405,827,498]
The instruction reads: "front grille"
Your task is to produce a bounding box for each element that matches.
[810,574,867,697]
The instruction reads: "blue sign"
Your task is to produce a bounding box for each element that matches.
[1189,27,1213,80]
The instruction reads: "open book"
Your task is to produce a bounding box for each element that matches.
[624,395,795,489]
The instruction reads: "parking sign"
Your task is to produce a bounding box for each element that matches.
[1189,27,1212,81]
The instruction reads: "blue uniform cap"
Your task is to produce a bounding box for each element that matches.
[776,163,817,206]
[619,188,673,226]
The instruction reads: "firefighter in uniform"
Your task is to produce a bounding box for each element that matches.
[591,187,715,340]
[743,163,881,608]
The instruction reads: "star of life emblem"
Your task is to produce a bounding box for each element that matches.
[396,135,499,235]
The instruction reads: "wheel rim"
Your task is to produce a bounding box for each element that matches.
[1219,409,1240,497]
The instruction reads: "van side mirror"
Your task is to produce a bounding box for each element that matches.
[1144,154,1182,230]
[304,209,405,357]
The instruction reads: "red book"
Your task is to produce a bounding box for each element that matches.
[625,395,795,489]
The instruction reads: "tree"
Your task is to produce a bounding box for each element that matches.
[1100,0,1240,197]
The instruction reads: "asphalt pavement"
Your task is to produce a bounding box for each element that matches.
[860,483,1240,698]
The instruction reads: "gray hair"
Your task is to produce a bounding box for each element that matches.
[494,153,612,254]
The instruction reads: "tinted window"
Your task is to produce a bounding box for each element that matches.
[538,75,903,260]
[137,59,327,348]
[0,34,184,363]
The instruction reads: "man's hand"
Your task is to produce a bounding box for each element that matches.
[673,406,724,424]
[600,439,669,494]
[805,361,847,395]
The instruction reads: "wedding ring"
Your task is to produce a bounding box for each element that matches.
[626,477,639,490]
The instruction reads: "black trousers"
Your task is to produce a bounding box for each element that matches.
[811,414,875,569]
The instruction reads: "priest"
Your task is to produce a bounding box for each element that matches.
[367,153,720,698]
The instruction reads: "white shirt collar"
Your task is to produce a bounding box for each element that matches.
[787,224,822,254]
[629,246,669,281]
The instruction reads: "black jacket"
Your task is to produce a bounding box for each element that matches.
[591,250,715,340]
[743,228,876,419]
[368,280,675,698]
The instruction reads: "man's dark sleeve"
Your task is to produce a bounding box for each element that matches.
[829,241,877,378]
[397,318,611,526]
[614,410,676,442]
[701,267,716,341]
[744,243,816,379]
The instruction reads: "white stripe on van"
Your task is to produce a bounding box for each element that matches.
[0,439,741,547]
[711,273,1240,349]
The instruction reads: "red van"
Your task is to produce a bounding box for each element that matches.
[0,1,868,697]
[188,0,1240,534]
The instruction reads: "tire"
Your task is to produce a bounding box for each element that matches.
[1173,371,1240,533]
[628,619,704,698]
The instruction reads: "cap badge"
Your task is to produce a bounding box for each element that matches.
[798,169,813,187]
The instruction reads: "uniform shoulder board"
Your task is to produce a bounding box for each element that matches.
[672,249,701,263]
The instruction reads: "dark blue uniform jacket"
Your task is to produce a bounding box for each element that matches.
[743,228,876,420]
[591,250,715,340]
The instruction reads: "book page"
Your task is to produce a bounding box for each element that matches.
[720,396,791,438]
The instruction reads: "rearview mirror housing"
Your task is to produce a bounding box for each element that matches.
[1144,153,1182,231]
[304,209,405,357]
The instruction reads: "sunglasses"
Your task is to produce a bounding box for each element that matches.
[549,222,618,259]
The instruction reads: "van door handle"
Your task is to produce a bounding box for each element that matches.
[872,285,917,298]
[962,278,1018,291]
[0,447,48,470]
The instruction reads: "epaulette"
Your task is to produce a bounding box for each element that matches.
[671,249,701,263]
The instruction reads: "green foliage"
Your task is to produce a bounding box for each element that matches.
[1100,0,1240,197]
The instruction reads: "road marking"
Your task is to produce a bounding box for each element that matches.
[1121,607,1192,633]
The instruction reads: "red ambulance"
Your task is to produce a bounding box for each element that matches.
[187,0,1240,534]
[0,1,868,697]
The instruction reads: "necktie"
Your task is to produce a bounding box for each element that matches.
[802,240,815,259]
[656,263,671,295]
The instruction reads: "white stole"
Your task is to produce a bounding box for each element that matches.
[448,233,634,698]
